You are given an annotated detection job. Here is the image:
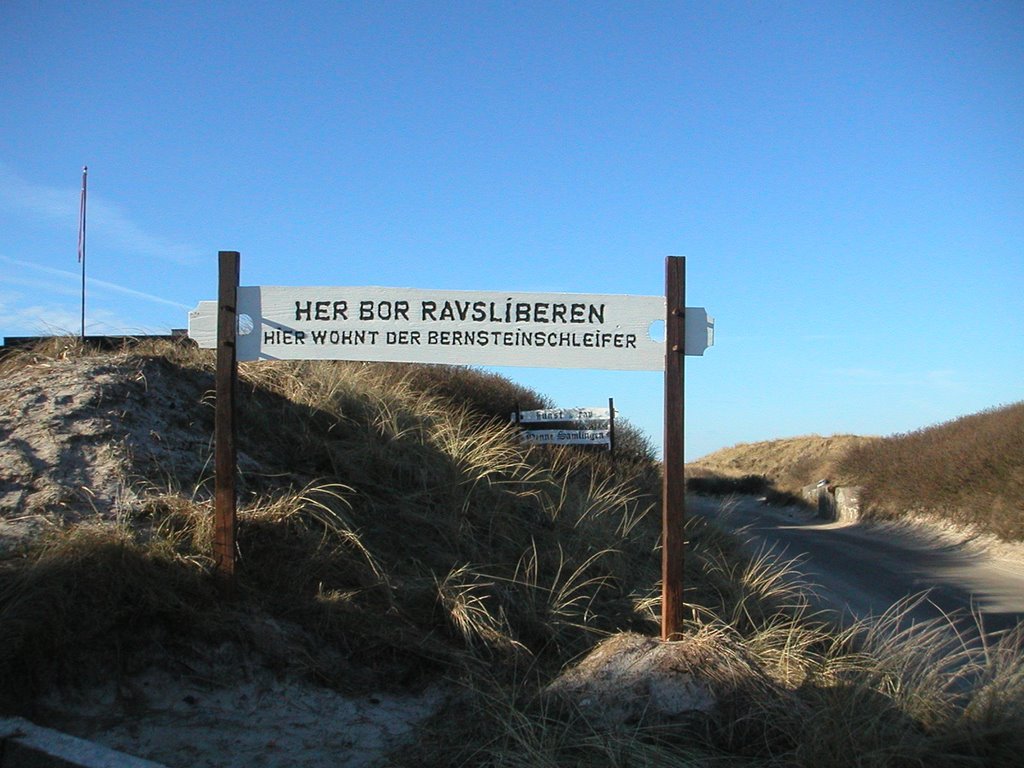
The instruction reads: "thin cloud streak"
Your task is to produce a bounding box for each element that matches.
[0,164,203,265]
[0,298,123,336]
[3,275,83,299]
[0,256,192,311]
[0,292,172,337]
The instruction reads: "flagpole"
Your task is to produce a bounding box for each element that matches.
[78,166,88,341]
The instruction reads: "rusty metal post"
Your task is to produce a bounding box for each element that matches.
[214,251,239,578]
[662,256,686,640]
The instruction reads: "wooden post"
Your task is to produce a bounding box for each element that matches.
[608,397,616,457]
[662,256,686,640]
[214,251,239,577]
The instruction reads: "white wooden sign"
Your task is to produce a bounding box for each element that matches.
[519,429,611,446]
[188,285,713,371]
[515,407,611,423]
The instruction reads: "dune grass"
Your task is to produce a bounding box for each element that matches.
[838,402,1024,540]
[398,595,1024,767]
[687,435,877,495]
[1,339,1022,766]
[1,340,668,693]
[688,403,1024,543]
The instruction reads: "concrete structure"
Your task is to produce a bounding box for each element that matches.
[1,718,168,768]
[834,486,862,523]
[802,482,862,523]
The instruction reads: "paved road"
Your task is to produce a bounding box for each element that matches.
[689,495,1024,639]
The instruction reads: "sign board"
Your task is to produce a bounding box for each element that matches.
[514,407,610,423]
[189,286,713,371]
[519,429,610,446]
[513,403,614,449]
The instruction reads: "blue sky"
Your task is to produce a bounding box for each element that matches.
[2,1,1021,460]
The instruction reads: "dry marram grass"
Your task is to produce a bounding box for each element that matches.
[1,339,1022,767]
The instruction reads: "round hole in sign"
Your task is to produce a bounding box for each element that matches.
[237,314,254,336]
[648,319,665,343]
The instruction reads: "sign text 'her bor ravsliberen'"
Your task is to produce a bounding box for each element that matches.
[188,285,713,371]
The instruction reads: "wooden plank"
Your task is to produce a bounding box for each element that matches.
[684,307,714,357]
[190,286,668,370]
[187,300,218,348]
[609,397,617,459]
[518,429,612,446]
[190,294,713,361]
[214,251,239,578]
[515,407,611,423]
[662,256,686,641]
[190,286,713,362]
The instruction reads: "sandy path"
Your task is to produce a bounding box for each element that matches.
[690,495,1024,638]
[40,666,446,768]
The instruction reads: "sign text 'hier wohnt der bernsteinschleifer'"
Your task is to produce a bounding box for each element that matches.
[188,285,713,370]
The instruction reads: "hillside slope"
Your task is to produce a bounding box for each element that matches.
[688,434,879,492]
[689,403,1024,542]
[2,340,1022,767]
[839,402,1024,539]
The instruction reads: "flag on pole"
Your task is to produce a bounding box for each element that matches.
[78,166,88,263]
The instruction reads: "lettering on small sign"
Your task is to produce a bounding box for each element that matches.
[515,407,611,423]
[520,429,611,446]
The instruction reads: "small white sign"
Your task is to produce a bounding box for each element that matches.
[519,429,611,446]
[188,285,713,370]
[515,407,611,423]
